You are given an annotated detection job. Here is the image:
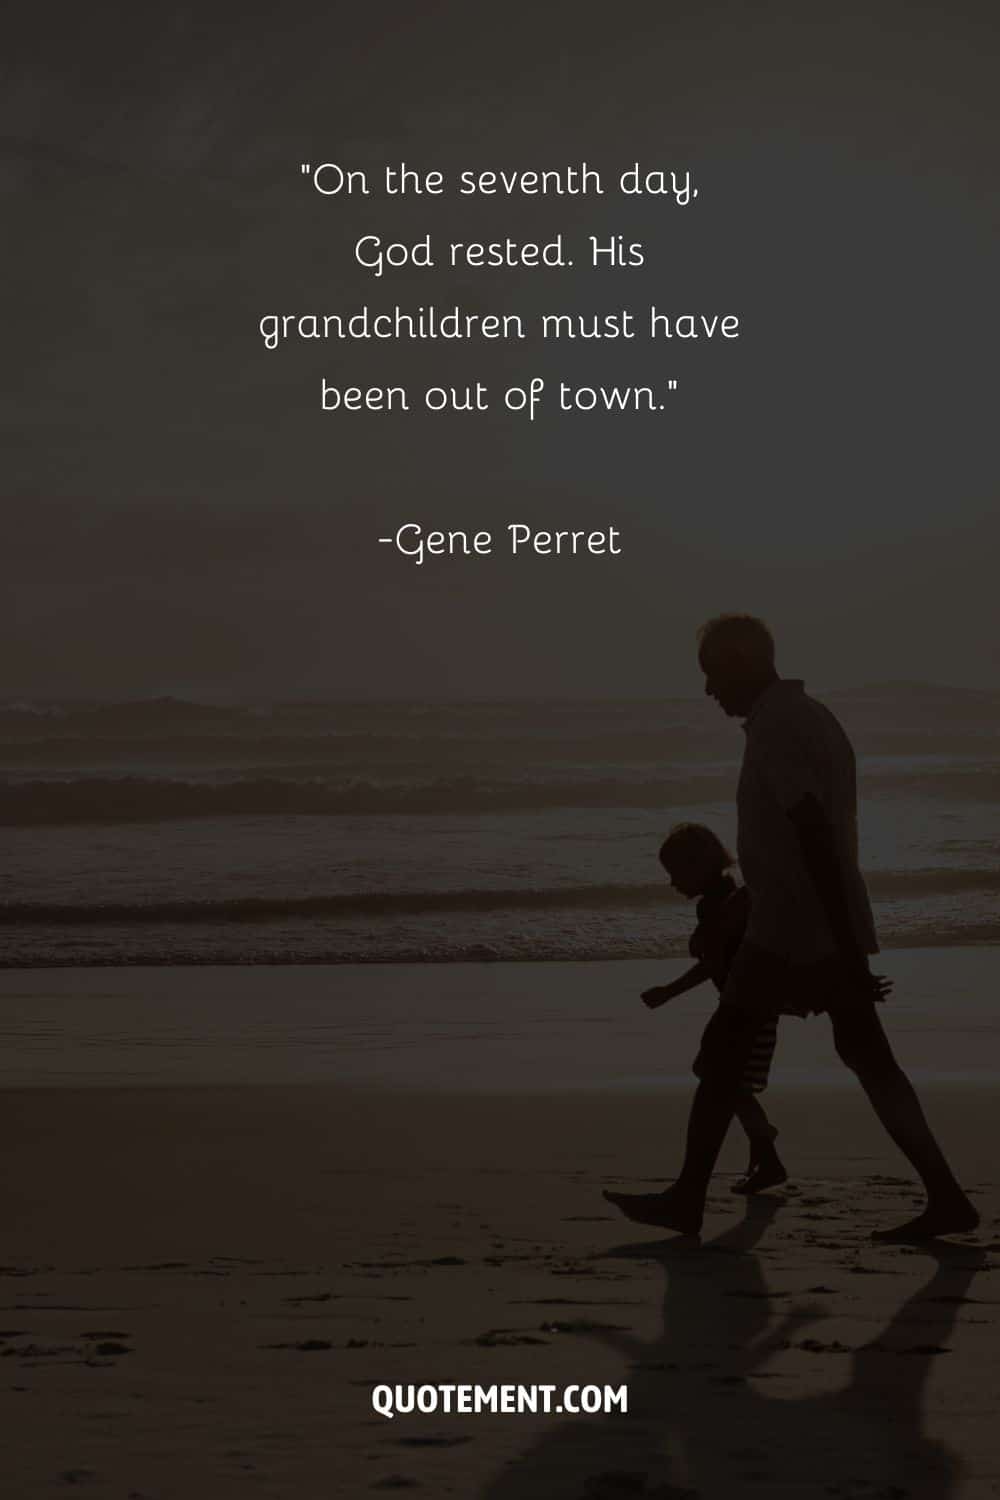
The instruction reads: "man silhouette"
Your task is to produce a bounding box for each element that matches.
[608,614,978,1243]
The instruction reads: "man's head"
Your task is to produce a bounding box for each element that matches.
[697,614,777,718]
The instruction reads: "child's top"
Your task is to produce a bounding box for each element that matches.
[688,872,750,991]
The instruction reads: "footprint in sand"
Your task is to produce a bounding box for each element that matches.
[261,1338,334,1351]
[471,1329,549,1347]
[395,1436,472,1448]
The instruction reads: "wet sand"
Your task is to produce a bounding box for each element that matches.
[1,1080,996,1498]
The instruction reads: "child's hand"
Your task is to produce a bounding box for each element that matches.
[872,973,893,1002]
[641,986,673,1009]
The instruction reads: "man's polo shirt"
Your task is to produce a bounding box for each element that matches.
[736,678,878,962]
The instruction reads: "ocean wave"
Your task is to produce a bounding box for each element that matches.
[0,773,738,824]
[3,868,1000,925]
[0,883,669,924]
[4,764,1000,824]
[1,922,999,969]
[0,687,997,764]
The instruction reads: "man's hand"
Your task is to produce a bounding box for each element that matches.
[789,796,887,999]
[641,986,674,1009]
[842,949,892,1003]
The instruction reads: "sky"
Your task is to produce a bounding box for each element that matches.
[2,0,998,699]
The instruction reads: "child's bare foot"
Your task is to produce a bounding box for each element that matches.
[732,1145,787,1195]
[732,1160,788,1195]
[602,1187,703,1236]
[871,1192,980,1243]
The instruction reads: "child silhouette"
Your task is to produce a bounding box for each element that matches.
[640,823,786,1194]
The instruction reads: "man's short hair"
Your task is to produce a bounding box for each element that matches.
[697,614,775,669]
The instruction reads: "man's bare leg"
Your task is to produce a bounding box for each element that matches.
[833,1004,978,1242]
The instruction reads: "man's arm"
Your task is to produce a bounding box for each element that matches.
[788,792,885,996]
[642,959,712,1009]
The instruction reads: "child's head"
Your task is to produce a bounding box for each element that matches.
[658,822,733,898]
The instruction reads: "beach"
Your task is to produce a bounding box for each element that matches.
[8,1,1000,1493]
[2,958,997,1498]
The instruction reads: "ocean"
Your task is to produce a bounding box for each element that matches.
[2,683,999,967]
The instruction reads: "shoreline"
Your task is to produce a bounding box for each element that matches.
[1,928,999,969]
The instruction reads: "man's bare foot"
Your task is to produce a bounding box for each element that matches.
[602,1188,703,1236]
[871,1193,980,1243]
[732,1158,788,1195]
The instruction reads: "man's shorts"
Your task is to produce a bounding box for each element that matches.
[718,938,874,1020]
[693,939,897,1088]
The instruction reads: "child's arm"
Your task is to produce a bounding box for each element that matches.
[642,959,712,1009]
